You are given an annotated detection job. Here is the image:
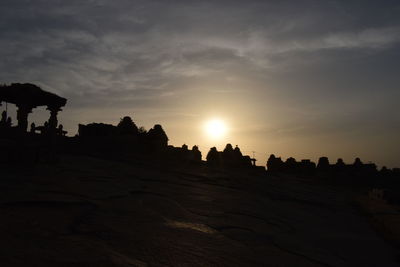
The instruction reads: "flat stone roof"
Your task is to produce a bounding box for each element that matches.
[0,83,67,109]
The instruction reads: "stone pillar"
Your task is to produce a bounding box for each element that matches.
[16,105,32,132]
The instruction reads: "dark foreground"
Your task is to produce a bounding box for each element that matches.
[0,156,398,266]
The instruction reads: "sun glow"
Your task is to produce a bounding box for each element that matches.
[204,119,227,139]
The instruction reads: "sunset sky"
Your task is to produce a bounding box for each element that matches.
[1,0,400,167]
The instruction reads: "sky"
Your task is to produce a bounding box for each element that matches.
[1,0,400,167]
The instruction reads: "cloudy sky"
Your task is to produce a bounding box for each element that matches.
[1,0,400,167]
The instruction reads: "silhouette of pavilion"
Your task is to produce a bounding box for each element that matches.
[0,83,67,132]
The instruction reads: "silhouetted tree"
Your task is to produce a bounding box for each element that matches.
[117,116,138,135]
[147,124,168,148]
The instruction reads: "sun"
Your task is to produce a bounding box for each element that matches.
[204,119,227,139]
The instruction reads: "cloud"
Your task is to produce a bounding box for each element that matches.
[0,1,399,139]
[243,27,400,56]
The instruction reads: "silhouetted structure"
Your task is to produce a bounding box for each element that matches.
[300,159,316,174]
[335,158,345,170]
[0,83,66,132]
[267,154,284,172]
[206,147,220,167]
[0,83,69,164]
[222,144,235,165]
[166,144,202,163]
[265,153,388,188]
[317,157,330,170]
[234,145,242,157]
[285,157,297,171]
[192,145,202,162]
[206,144,253,169]
[353,157,363,167]
[2,83,397,201]
[267,154,316,175]
[76,117,175,161]
[79,123,118,138]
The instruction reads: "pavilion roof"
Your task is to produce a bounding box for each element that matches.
[0,83,67,109]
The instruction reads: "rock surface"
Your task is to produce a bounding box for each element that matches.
[0,155,398,266]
